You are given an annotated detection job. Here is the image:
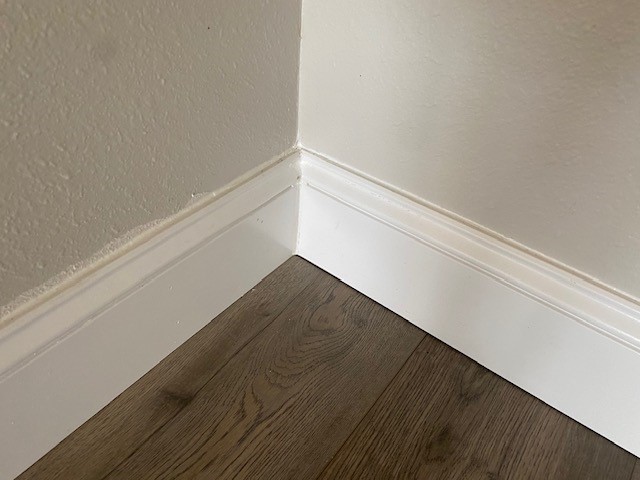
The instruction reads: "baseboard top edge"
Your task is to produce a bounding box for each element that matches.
[4,145,639,378]
[0,152,301,379]
[297,149,640,352]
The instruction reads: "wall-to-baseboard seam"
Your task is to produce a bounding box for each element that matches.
[3,148,640,480]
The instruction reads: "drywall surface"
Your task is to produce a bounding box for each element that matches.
[299,0,640,298]
[0,0,301,316]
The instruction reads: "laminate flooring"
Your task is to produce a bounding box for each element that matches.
[19,257,638,480]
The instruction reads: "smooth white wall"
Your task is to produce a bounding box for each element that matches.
[1,0,301,316]
[299,0,640,298]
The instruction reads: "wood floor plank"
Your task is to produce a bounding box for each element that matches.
[104,270,424,480]
[497,405,635,479]
[18,257,322,480]
[18,258,636,480]
[318,335,636,480]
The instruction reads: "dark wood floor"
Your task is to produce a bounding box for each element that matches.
[20,257,638,479]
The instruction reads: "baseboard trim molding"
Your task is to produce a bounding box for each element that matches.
[297,149,640,457]
[0,154,299,480]
[4,148,640,479]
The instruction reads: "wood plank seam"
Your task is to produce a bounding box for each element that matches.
[313,335,426,480]
[16,257,321,480]
[96,269,324,480]
[100,271,424,479]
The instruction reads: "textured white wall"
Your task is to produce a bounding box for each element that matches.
[1,0,301,314]
[300,0,640,298]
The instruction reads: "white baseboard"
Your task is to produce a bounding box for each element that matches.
[0,154,299,480]
[297,149,640,458]
[5,148,640,479]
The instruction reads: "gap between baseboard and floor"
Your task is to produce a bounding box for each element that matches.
[2,148,640,479]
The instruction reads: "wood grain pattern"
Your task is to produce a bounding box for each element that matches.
[497,405,635,479]
[17,258,637,480]
[104,271,424,480]
[318,335,636,480]
[18,257,321,480]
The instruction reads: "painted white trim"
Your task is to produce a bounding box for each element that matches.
[0,155,300,480]
[5,148,640,479]
[297,149,640,457]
